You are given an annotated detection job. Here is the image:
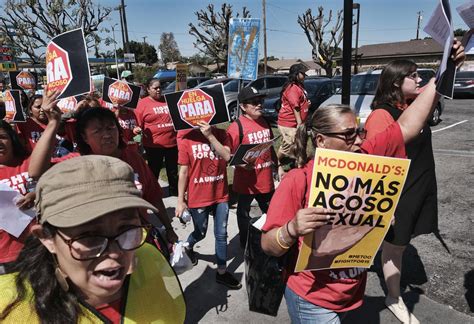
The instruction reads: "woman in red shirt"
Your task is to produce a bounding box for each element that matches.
[277,64,310,166]
[135,78,178,196]
[261,40,464,323]
[0,121,35,270]
[28,95,178,244]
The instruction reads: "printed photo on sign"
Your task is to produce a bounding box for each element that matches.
[295,148,410,272]
[46,28,90,99]
[101,77,141,109]
[229,138,276,166]
[9,71,37,91]
[165,84,229,131]
[2,90,26,123]
[227,18,260,80]
[176,64,188,91]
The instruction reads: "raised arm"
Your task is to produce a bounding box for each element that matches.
[28,90,61,179]
[197,121,231,162]
[398,40,465,143]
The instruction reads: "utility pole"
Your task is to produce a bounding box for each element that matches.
[111,24,120,78]
[142,36,148,44]
[416,11,423,40]
[120,0,131,70]
[342,0,353,105]
[353,3,360,74]
[262,0,268,75]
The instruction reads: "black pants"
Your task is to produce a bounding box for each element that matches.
[236,191,274,248]
[145,146,178,196]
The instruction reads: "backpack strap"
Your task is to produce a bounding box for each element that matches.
[236,118,244,144]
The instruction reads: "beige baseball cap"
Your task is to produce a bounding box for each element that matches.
[35,155,157,227]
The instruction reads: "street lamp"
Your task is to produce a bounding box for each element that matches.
[353,3,360,74]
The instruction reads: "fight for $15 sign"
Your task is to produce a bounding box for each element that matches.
[295,148,410,272]
[165,84,229,130]
[46,28,91,99]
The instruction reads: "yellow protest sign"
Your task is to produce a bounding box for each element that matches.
[295,148,410,272]
[175,64,188,91]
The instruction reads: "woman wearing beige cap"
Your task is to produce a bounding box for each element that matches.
[0,155,185,323]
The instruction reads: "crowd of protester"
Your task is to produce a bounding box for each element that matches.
[0,39,465,323]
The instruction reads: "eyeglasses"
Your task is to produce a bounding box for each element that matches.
[321,127,367,143]
[406,71,419,80]
[56,225,150,261]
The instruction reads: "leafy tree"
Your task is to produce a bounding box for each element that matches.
[117,40,158,66]
[181,53,213,65]
[454,28,467,37]
[189,3,250,73]
[158,32,181,64]
[0,0,112,64]
[298,7,343,77]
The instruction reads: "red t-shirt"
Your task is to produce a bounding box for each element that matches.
[177,129,229,208]
[262,122,406,312]
[227,116,275,194]
[16,118,47,152]
[116,108,139,151]
[0,157,33,263]
[135,96,177,148]
[56,150,162,206]
[96,298,122,323]
[278,83,310,128]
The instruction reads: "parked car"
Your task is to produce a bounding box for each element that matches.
[245,75,288,98]
[196,78,250,120]
[161,76,210,94]
[261,78,341,125]
[453,71,474,98]
[320,68,444,126]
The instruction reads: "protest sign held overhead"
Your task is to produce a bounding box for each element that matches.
[176,64,188,91]
[1,90,26,123]
[228,18,260,80]
[9,71,37,91]
[101,77,141,109]
[165,84,229,130]
[295,148,410,272]
[57,96,82,114]
[46,28,90,99]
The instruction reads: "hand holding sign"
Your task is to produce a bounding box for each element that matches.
[290,208,334,237]
[41,88,62,123]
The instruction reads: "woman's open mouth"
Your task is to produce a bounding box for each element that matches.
[91,266,125,289]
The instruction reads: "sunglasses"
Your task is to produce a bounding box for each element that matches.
[406,71,419,80]
[56,225,150,261]
[321,127,367,143]
[244,98,264,106]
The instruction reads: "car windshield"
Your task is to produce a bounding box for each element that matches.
[456,71,474,79]
[350,74,380,95]
[304,80,324,94]
[197,79,222,87]
[164,81,176,90]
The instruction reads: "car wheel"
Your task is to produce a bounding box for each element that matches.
[228,102,238,121]
[429,104,442,126]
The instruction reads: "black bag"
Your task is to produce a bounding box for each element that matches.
[245,217,292,317]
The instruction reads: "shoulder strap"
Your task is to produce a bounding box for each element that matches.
[236,118,244,144]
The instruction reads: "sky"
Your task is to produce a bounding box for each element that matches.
[97,0,471,60]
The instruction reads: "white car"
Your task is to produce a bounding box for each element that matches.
[321,69,444,126]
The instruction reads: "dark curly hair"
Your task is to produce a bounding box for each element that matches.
[75,106,126,155]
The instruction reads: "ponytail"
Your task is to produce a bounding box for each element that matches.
[294,122,311,167]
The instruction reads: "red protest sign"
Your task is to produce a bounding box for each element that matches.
[177,88,216,127]
[108,80,133,106]
[3,91,16,121]
[46,42,72,95]
[57,96,78,114]
[15,71,36,90]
